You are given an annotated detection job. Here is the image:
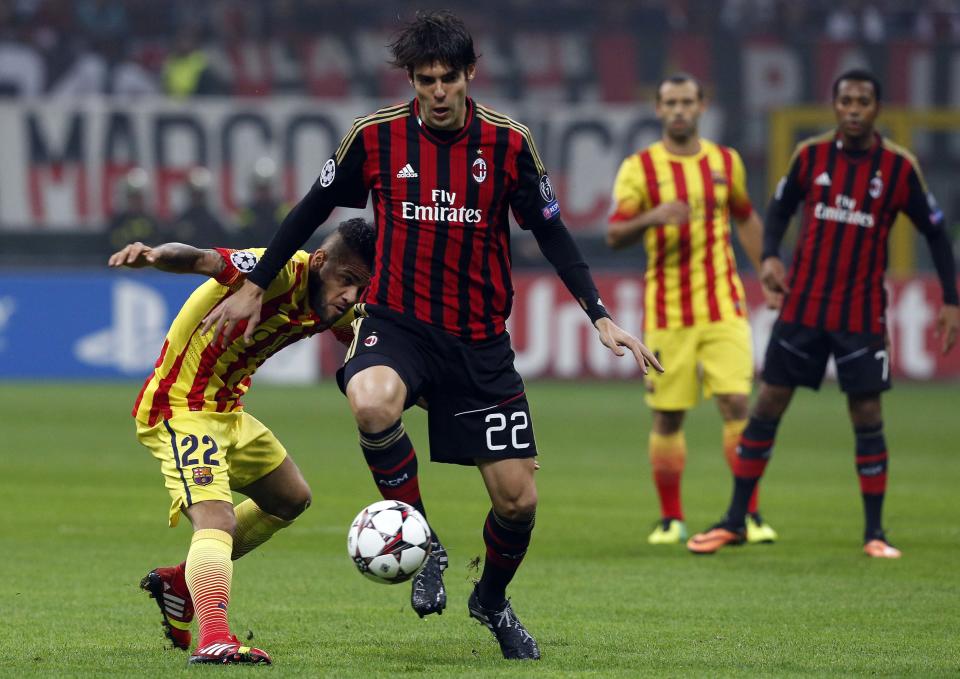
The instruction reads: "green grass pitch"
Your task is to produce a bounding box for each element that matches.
[2,381,958,677]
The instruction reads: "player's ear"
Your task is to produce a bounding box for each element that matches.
[466,64,475,82]
[309,249,327,272]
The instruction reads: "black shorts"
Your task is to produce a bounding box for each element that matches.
[762,320,891,394]
[337,305,537,466]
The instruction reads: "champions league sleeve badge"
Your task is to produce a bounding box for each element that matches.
[320,158,336,187]
[230,250,259,273]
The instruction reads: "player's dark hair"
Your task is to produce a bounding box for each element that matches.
[832,69,882,102]
[388,10,477,76]
[656,73,703,101]
[335,217,376,269]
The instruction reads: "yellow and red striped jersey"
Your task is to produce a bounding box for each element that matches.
[133,248,352,426]
[610,139,753,331]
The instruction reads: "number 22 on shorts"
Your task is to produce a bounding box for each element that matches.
[484,412,530,451]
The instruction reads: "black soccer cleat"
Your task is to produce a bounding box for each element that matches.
[468,586,541,660]
[411,540,448,618]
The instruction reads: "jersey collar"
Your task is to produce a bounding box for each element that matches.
[412,97,474,145]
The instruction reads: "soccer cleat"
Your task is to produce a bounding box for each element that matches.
[468,586,540,660]
[411,540,448,618]
[686,523,746,555]
[188,635,271,665]
[746,513,778,544]
[647,518,687,545]
[864,538,901,559]
[140,565,193,650]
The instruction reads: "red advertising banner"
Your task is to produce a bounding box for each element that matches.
[319,273,960,381]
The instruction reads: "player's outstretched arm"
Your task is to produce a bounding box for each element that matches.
[594,317,663,375]
[108,241,224,276]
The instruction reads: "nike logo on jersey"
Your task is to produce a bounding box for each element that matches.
[814,172,832,186]
[396,163,419,179]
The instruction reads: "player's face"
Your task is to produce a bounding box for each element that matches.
[656,81,704,143]
[410,62,475,130]
[834,80,879,142]
[309,251,370,325]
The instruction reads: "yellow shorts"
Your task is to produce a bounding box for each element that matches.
[643,318,753,411]
[136,410,287,527]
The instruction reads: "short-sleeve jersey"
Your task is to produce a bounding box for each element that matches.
[319,98,560,342]
[133,249,352,426]
[770,131,943,334]
[610,139,753,332]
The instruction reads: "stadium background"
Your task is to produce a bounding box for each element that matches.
[2,2,960,676]
[1,0,959,381]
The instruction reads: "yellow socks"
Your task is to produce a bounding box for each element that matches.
[232,499,293,561]
[186,528,233,645]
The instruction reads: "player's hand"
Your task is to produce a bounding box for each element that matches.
[652,201,690,226]
[760,257,790,299]
[593,317,664,375]
[108,242,157,268]
[761,286,783,310]
[200,279,264,348]
[935,304,960,355]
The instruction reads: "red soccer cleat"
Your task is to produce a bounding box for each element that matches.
[189,635,272,665]
[140,565,193,650]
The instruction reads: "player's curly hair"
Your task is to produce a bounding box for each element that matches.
[336,217,376,269]
[833,69,882,102]
[388,10,477,76]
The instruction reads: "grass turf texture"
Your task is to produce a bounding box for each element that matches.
[1,381,958,677]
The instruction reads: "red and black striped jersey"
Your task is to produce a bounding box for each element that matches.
[768,132,944,334]
[318,98,560,342]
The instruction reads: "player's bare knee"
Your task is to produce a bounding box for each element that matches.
[653,410,684,435]
[274,488,312,521]
[348,377,405,431]
[848,392,882,427]
[753,383,793,420]
[493,489,538,521]
[716,394,749,421]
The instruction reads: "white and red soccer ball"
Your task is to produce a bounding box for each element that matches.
[346,500,432,583]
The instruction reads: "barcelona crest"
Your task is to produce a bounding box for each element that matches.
[193,466,214,486]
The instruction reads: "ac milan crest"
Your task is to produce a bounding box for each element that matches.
[472,157,487,183]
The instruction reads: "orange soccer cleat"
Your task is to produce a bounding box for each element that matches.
[686,524,746,555]
[863,538,901,559]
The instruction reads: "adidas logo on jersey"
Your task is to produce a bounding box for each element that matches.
[814,172,832,186]
[396,163,419,179]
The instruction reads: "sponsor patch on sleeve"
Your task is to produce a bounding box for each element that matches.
[541,200,561,220]
[928,192,944,225]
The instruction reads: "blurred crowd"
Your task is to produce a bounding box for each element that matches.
[0,0,958,98]
[105,161,290,252]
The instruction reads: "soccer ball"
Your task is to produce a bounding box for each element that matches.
[346,500,432,584]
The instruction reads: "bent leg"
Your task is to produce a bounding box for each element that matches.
[724,382,794,528]
[715,393,758,514]
[231,456,312,560]
[182,501,236,647]
[475,457,537,608]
